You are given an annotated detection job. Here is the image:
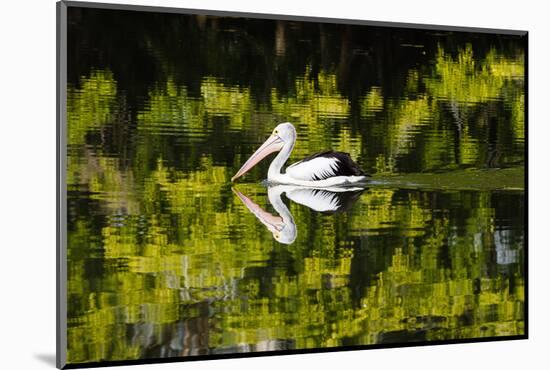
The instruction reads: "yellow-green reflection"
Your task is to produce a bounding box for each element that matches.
[66,23,525,365]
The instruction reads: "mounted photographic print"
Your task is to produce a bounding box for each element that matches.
[57,1,527,368]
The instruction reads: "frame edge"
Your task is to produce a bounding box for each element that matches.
[57,1,68,369]
[61,0,527,36]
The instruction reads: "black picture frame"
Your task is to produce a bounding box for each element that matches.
[57,1,528,368]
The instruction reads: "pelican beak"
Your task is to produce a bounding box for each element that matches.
[231,134,284,182]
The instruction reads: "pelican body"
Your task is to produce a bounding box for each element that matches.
[231,122,368,186]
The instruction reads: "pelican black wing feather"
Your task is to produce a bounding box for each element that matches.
[288,150,368,181]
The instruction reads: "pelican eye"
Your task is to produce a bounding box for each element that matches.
[274,129,278,135]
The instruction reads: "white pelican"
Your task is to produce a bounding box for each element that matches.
[233,185,364,245]
[231,122,369,186]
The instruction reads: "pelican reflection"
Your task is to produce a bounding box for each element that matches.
[232,185,364,245]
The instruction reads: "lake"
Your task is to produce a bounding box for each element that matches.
[66,7,525,364]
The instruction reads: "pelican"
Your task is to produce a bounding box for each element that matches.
[233,185,364,245]
[231,122,369,186]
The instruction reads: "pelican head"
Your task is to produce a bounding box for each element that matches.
[231,122,296,182]
[273,122,297,143]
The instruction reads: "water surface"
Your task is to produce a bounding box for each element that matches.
[66,7,525,364]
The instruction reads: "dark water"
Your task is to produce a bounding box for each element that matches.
[66,7,525,364]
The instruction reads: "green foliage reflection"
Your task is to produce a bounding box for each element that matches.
[66,38,524,364]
